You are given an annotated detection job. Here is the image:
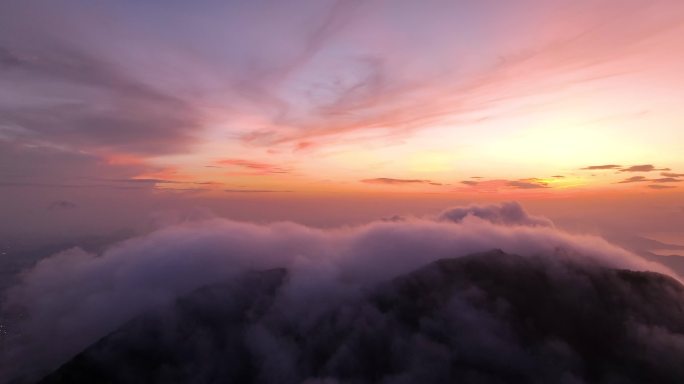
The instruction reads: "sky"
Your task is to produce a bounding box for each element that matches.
[1,0,683,245]
[3,2,684,381]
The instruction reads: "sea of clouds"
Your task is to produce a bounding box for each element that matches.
[1,202,678,383]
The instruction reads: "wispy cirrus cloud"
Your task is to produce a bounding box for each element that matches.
[5,0,667,151]
[0,139,159,189]
[0,44,199,156]
[2,0,684,196]
[240,0,684,147]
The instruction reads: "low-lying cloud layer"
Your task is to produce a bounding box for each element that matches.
[0,202,678,382]
[39,251,684,384]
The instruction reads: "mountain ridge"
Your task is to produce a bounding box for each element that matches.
[36,250,684,384]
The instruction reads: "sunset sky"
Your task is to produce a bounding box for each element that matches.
[1,0,683,242]
[4,2,684,381]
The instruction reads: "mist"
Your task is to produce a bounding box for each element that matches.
[2,202,680,383]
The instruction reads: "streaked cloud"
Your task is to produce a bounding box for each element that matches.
[620,164,671,172]
[651,177,682,183]
[47,200,77,211]
[215,159,290,175]
[618,176,681,184]
[361,178,442,186]
[1,0,683,196]
[224,189,293,193]
[648,185,677,190]
[459,178,550,191]
[0,44,199,156]
[580,165,622,170]
[618,176,648,183]
[506,180,550,189]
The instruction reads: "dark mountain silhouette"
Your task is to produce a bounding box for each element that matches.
[38,250,684,384]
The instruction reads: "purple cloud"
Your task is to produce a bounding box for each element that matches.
[3,202,672,381]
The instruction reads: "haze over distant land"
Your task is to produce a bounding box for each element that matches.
[1,1,684,383]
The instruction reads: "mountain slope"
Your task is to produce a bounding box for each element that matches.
[38,250,684,384]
